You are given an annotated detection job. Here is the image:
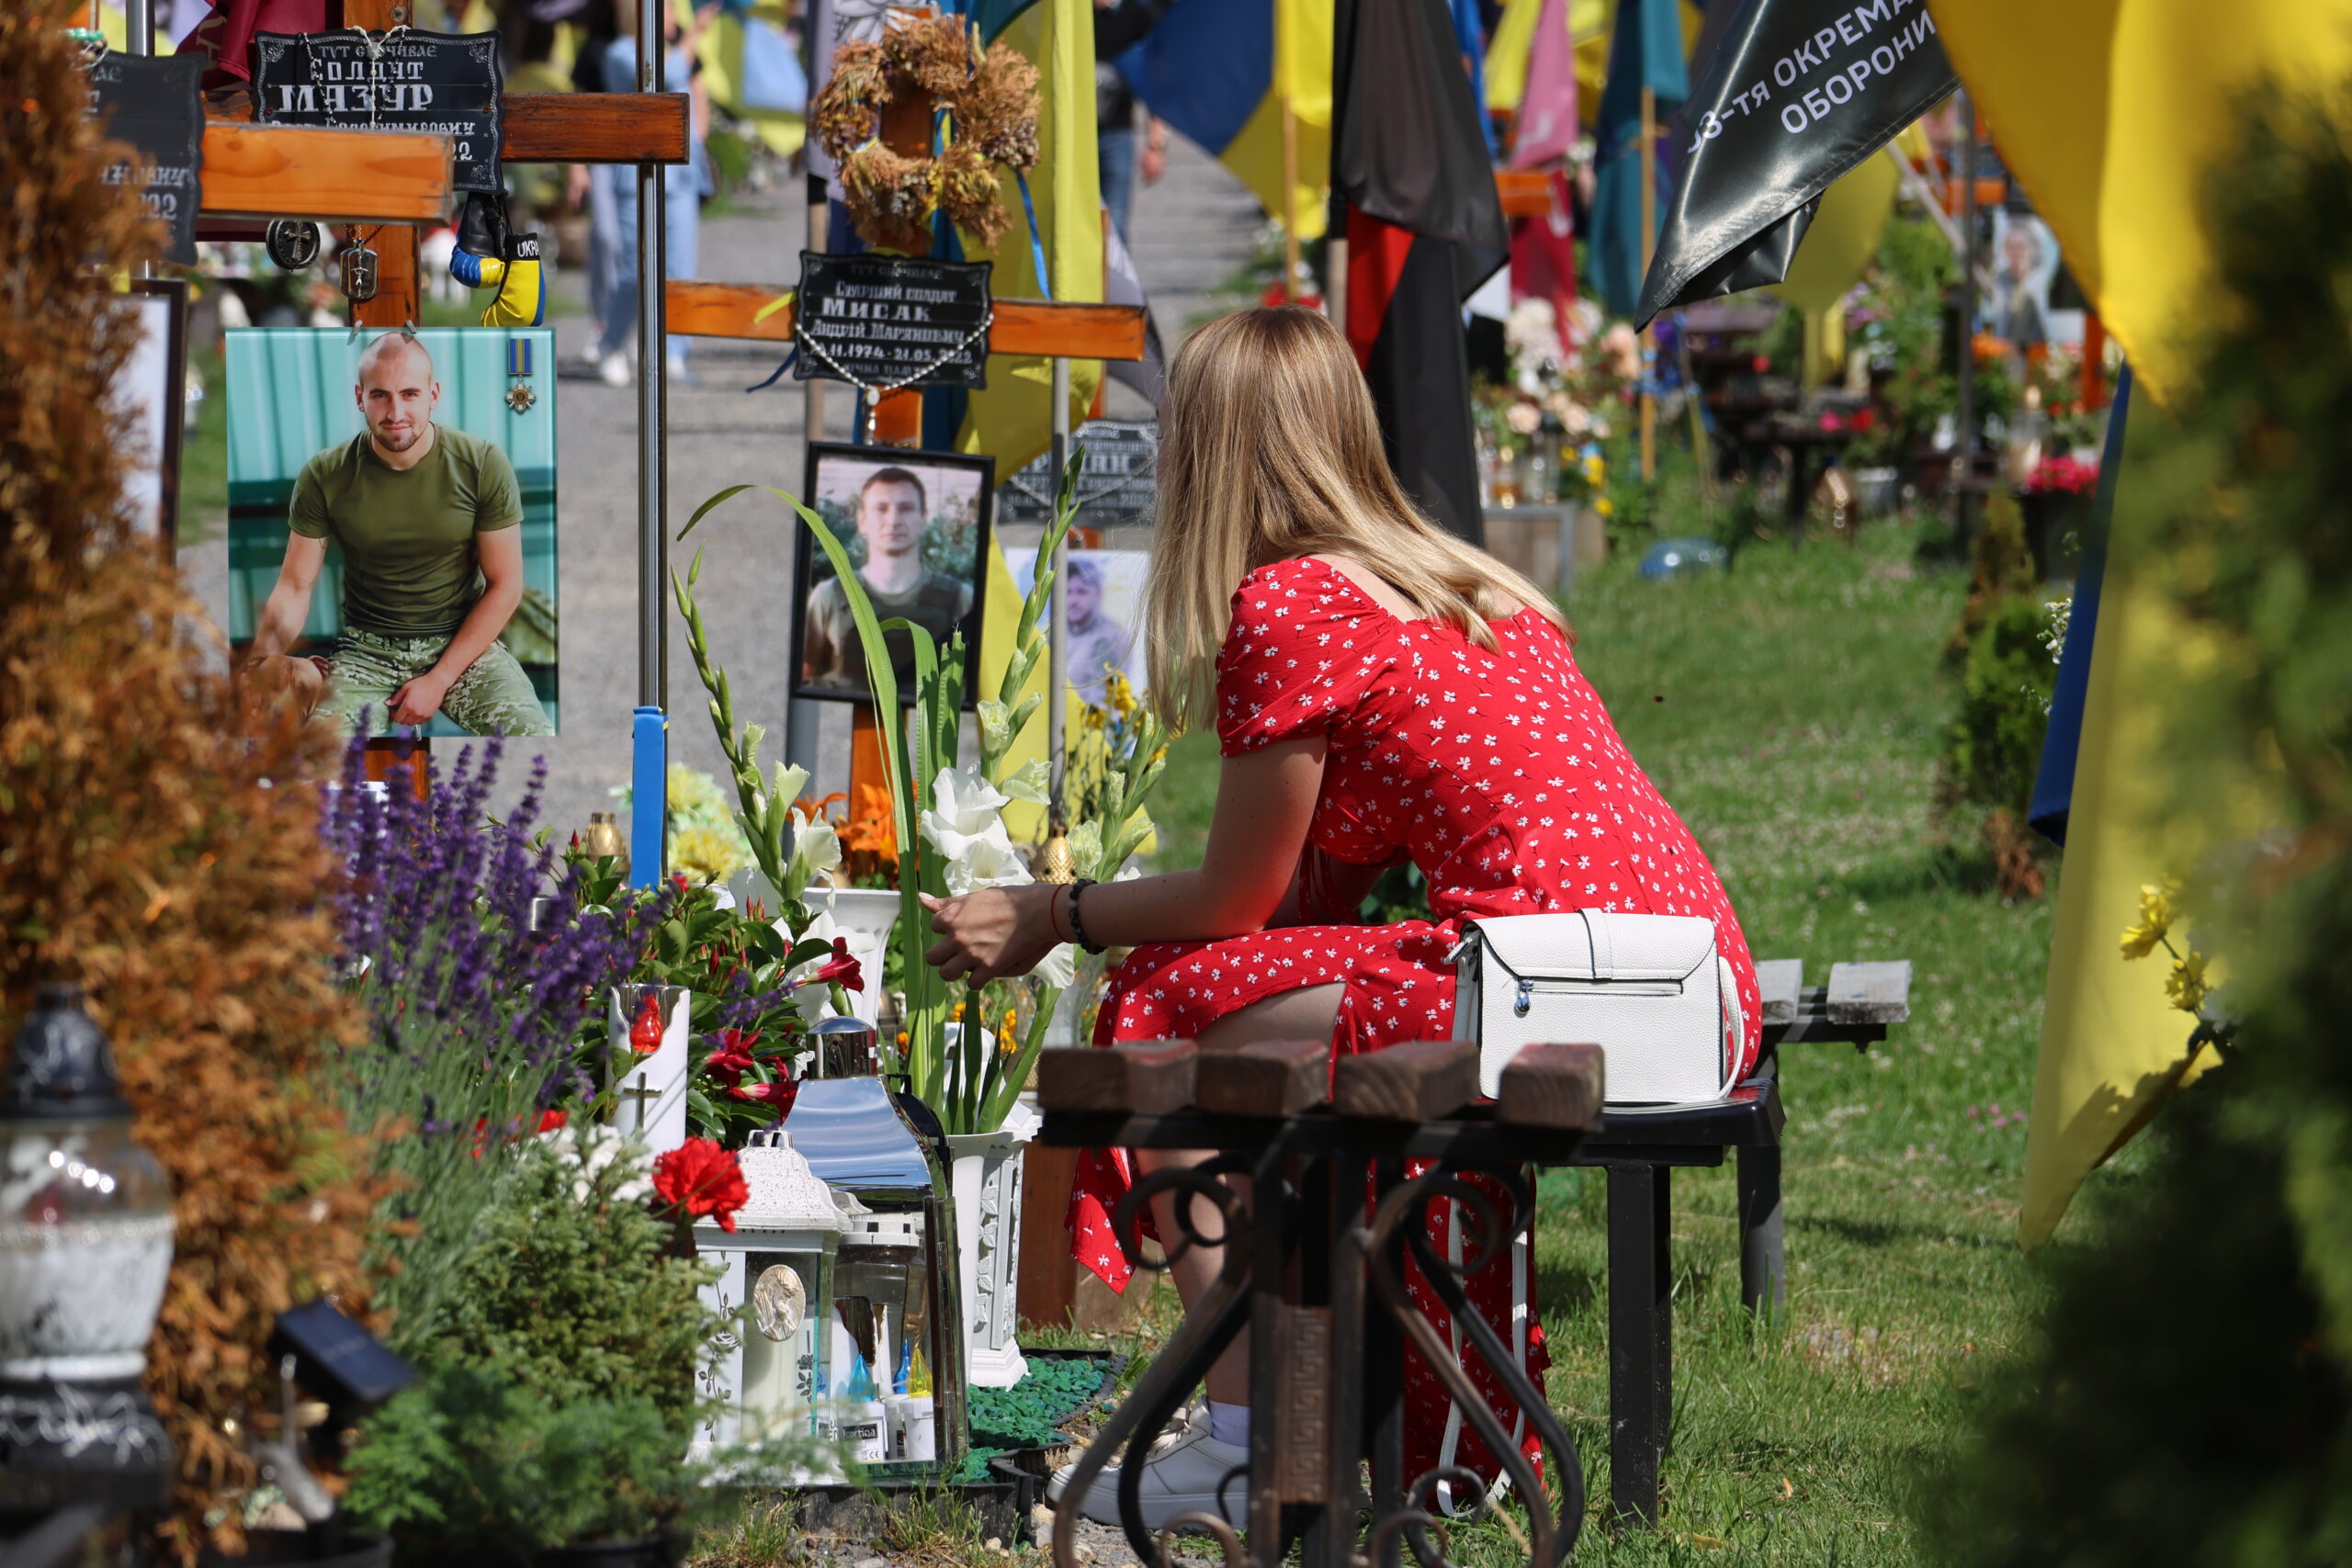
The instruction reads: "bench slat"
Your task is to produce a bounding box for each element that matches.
[1333,1040,1479,1122]
[1826,961,1913,1025]
[1034,1041,1201,1113]
[1496,1043,1604,1131]
[1754,959,1805,1026]
[1196,1039,1329,1117]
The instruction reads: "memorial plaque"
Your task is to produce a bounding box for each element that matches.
[999,420,1158,530]
[793,252,991,391]
[253,28,503,195]
[85,51,205,265]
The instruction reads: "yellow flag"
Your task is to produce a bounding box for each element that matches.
[1764,149,1899,388]
[1929,0,2352,408]
[956,0,1104,477]
[1928,0,2352,1240]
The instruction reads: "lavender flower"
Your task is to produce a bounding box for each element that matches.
[321,729,669,1340]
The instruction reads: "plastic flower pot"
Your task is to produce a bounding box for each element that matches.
[943,1098,1041,1389]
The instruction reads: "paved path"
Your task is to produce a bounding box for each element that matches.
[179,136,1261,842]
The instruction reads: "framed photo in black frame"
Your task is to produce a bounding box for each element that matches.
[793,442,994,709]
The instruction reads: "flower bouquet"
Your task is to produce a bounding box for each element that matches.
[676,453,1163,1135]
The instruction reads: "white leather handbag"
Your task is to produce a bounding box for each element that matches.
[1448,909,1742,1105]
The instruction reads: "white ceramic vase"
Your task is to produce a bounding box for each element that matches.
[809,886,902,1029]
[942,1098,1038,1389]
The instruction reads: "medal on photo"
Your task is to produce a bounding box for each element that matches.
[505,336,537,414]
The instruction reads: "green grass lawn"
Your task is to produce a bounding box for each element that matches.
[1137,520,2055,1562]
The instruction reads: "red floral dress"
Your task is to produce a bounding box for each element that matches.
[1069,556,1761,1481]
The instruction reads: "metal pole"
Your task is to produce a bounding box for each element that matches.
[630,0,670,886]
[1954,92,1979,545]
[123,0,150,54]
[787,175,828,784]
[1046,356,1071,813]
[1638,86,1657,483]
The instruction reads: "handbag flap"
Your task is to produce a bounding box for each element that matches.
[1466,910,1716,984]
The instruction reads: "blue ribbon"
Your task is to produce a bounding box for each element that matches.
[743,345,798,392]
[1015,168,1052,301]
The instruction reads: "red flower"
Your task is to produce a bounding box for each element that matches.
[726,1077,798,1113]
[811,937,865,993]
[651,1137,750,1233]
[536,1109,569,1134]
[704,1028,759,1085]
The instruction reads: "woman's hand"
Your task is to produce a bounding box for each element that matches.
[922,884,1063,986]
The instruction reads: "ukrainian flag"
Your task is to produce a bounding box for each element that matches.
[1931,0,2352,1243]
[1114,0,1332,242]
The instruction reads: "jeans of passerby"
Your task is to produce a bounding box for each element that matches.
[586,162,627,350]
[1098,126,1137,240]
[596,157,702,365]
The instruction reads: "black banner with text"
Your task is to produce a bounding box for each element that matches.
[252,28,503,194]
[87,51,205,265]
[1634,0,1955,328]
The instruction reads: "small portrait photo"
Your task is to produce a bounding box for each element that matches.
[795,443,993,706]
[1013,548,1149,708]
[223,327,560,738]
[1986,212,2062,351]
[116,279,187,540]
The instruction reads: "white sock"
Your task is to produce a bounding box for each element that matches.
[1207,1400,1250,1448]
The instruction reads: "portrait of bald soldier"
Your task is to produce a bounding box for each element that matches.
[242,333,554,736]
[800,465,977,697]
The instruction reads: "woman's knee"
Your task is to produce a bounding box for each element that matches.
[1194,983,1345,1051]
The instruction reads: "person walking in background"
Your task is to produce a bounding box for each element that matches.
[1094,0,1171,240]
[591,1,716,388]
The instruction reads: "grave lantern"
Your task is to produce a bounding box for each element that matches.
[0,985,175,1510]
[692,1130,842,1461]
[786,1016,967,1476]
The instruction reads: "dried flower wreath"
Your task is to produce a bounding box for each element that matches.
[811,13,1041,253]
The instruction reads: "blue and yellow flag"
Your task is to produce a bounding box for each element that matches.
[1114,0,1332,242]
[1589,0,1687,315]
[1930,0,2352,1243]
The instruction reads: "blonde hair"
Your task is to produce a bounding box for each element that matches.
[1142,306,1568,733]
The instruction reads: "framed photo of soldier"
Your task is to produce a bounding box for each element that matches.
[221,327,560,738]
[793,443,993,708]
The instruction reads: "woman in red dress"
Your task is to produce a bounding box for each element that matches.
[924,307,1760,1529]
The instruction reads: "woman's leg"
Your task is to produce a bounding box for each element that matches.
[1134,982,1343,1406]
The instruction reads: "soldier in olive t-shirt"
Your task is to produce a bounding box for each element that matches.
[243,333,552,737]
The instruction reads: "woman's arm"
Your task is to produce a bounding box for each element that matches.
[922,733,1327,986]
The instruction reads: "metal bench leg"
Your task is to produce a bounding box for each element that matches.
[1607,1163,1671,1527]
[1737,1142,1786,1315]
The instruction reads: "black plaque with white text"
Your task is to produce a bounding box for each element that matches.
[252,28,503,194]
[793,251,992,391]
[86,51,205,265]
[1000,419,1158,529]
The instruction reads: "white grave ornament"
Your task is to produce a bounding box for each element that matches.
[606,983,691,1155]
[691,1132,842,1461]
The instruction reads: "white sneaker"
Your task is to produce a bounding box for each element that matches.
[598,349,632,388]
[576,339,604,369]
[1046,1404,1249,1533]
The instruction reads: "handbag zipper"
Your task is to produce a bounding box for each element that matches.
[1511,976,1686,1016]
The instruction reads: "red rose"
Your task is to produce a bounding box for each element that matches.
[651,1137,750,1233]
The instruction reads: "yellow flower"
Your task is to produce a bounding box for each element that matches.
[669,822,752,885]
[2119,880,2180,960]
[1105,670,1138,718]
[1595,496,1615,517]
[2165,949,2210,1014]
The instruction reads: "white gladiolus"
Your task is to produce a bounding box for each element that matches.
[922,764,1011,848]
[999,758,1051,805]
[1035,942,1078,988]
[785,815,841,898]
[942,826,1033,896]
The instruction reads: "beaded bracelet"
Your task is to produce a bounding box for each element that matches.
[1067,877,1104,955]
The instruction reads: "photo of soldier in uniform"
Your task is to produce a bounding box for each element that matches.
[224,327,560,736]
[1014,547,1148,707]
[796,444,992,706]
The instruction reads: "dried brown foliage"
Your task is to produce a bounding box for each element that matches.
[1,4,390,1560]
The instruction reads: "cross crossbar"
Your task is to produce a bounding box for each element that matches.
[663,280,1151,363]
[196,121,452,221]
